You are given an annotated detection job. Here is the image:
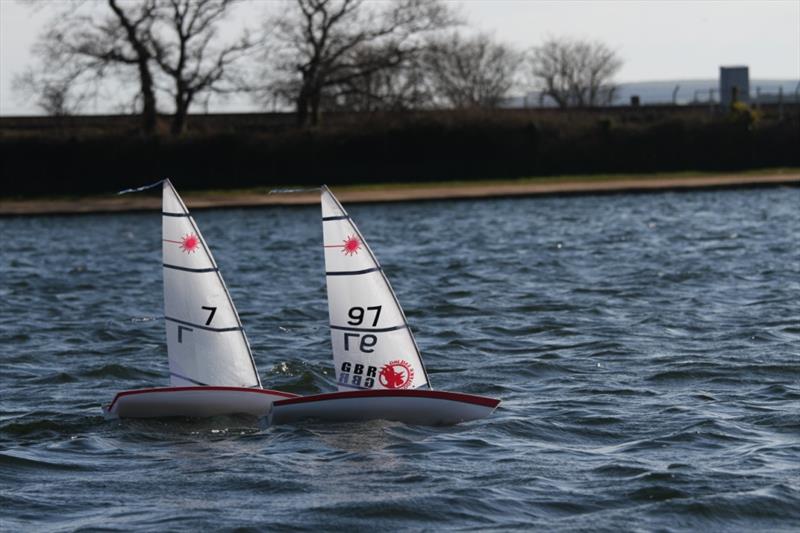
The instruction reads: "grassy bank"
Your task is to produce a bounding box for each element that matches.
[1,169,797,216]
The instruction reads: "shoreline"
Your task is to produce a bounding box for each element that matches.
[1,172,797,216]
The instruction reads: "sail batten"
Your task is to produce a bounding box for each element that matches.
[321,186,431,392]
[162,180,261,389]
[330,324,408,333]
[326,267,382,276]
[164,316,243,332]
[163,264,219,273]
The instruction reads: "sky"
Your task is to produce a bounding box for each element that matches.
[1,0,798,115]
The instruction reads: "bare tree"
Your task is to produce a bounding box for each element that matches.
[22,0,159,133]
[266,0,456,126]
[529,37,622,108]
[150,0,253,136]
[106,0,159,132]
[322,44,434,112]
[23,0,252,135]
[426,33,520,109]
[13,65,89,117]
[322,32,520,112]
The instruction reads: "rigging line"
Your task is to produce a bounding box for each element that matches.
[117,179,166,195]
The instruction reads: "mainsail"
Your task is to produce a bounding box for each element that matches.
[162,180,261,388]
[321,186,430,391]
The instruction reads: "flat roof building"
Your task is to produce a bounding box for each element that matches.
[720,66,750,106]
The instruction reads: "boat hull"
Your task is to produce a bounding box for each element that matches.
[104,386,299,419]
[269,389,500,426]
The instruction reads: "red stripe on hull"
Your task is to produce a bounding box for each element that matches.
[273,389,500,409]
[107,386,299,412]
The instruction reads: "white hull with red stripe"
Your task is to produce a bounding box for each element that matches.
[285,186,501,426]
[105,386,298,419]
[269,390,500,426]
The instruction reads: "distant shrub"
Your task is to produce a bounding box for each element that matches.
[729,101,762,128]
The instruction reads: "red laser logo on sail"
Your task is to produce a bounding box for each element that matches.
[180,234,200,253]
[342,235,361,256]
[379,360,414,389]
[325,235,362,256]
[164,233,200,254]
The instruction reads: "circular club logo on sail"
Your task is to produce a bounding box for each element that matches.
[379,360,414,389]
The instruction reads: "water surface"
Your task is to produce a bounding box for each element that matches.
[1,187,799,530]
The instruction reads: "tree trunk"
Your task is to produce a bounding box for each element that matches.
[548,89,567,109]
[108,0,157,136]
[310,90,321,126]
[139,61,157,135]
[296,87,310,127]
[171,93,190,136]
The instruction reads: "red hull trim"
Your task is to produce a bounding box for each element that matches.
[107,386,299,412]
[273,389,500,409]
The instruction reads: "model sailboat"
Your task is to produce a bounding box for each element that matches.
[269,186,500,425]
[105,180,297,418]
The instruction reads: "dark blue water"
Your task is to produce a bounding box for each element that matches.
[2,188,799,531]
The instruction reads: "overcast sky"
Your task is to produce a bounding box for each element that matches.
[1,0,798,115]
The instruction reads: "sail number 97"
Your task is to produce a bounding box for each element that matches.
[343,306,382,352]
[348,306,382,327]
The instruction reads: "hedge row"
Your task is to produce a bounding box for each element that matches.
[1,113,797,195]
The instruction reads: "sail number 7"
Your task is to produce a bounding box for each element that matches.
[348,306,382,327]
[201,306,217,326]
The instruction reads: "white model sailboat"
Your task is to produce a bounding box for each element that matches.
[269,186,500,425]
[105,180,297,418]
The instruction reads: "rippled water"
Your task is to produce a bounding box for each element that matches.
[1,188,799,531]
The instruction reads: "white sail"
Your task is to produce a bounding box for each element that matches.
[162,180,261,388]
[321,186,430,391]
